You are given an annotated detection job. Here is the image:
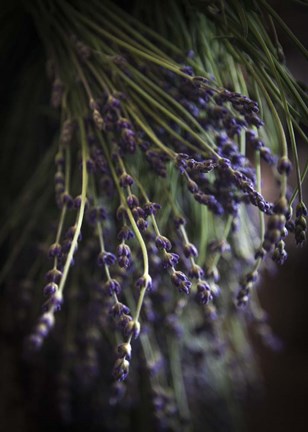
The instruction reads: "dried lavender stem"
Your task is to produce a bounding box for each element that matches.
[57,119,88,294]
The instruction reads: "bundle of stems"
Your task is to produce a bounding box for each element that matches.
[0,1,307,430]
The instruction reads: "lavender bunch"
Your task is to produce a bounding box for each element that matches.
[1,0,307,430]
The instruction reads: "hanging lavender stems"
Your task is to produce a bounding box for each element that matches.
[1,0,307,430]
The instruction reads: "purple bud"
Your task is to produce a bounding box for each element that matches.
[174,216,186,229]
[110,302,130,318]
[137,218,148,231]
[54,172,65,184]
[107,95,121,109]
[117,342,132,360]
[143,202,161,217]
[117,244,131,269]
[183,242,198,258]
[119,173,134,188]
[171,271,188,287]
[136,275,152,291]
[118,314,133,329]
[48,291,63,312]
[113,358,129,382]
[117,226,134,241]
[155,235,172,251]
[127,194,139,209]
[28,334,43,350]
[162,252,179,269]
[189,264,204,279]
[45,268,62,283]
[121,128,136,153]
[124,320,141,339]
[86,158,95,173]
[260,147,275,165]
[73,195,82,209]
[43,282,58,296]
[61,193,74,209]
[97,251,116,267]
[48,243,62,258]
[196,281,212,304]
[39,312,55,329]
[104,279,121,296]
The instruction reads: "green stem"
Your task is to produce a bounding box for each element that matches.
[58,118,88,294]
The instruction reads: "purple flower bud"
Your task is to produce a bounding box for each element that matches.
[267,214,286,231]
[60,239,70,254]
[196,281,212,305]
[183,242,198,258]
[180,65,194,76]
[85,159,95,174]
[296,202,307,217]
[117,226,134,241]
[61,192,74,209]
[162,252,179,269]
[127,194,139,209]
[136,275,152,291]
[43,282,58,296]
[110,302,130,318]
[175,153,189,173]
[218,158,231,170]
[65,225,82,241]
[117,244,131,268]
[174,216,186,228]
[117,342,132,360]
[97,251,116,267]
[107,95,121,109]
[48,243,62,258]
[273,196,289,215]
[40,312,55,329]
[104,279,121,296]
[117,117,132,130]
[186,49,195,59]
[54,172,65,185]
[272,243,288,265]
[118,314,133,329]
[93,109,104,130]
[137,218,148,231]
[121,128,136,153]
[178,280,192,295]
[143,202,161,217]
[73,195,82,209]
[189,264,204,279]
[171,271,188,287]
[119,173,134,188]
[260,147,275,165]
[112,358,129,382]
[155,235,172,251]
[124,320,141,339]
[35,322,49,338]
[28,334,43,350]
[46,290,63,312]
[116,205,127,220]
[45,268,62,283]
[255,247,266,259]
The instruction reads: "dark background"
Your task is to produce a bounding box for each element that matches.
[0,1,307,431]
